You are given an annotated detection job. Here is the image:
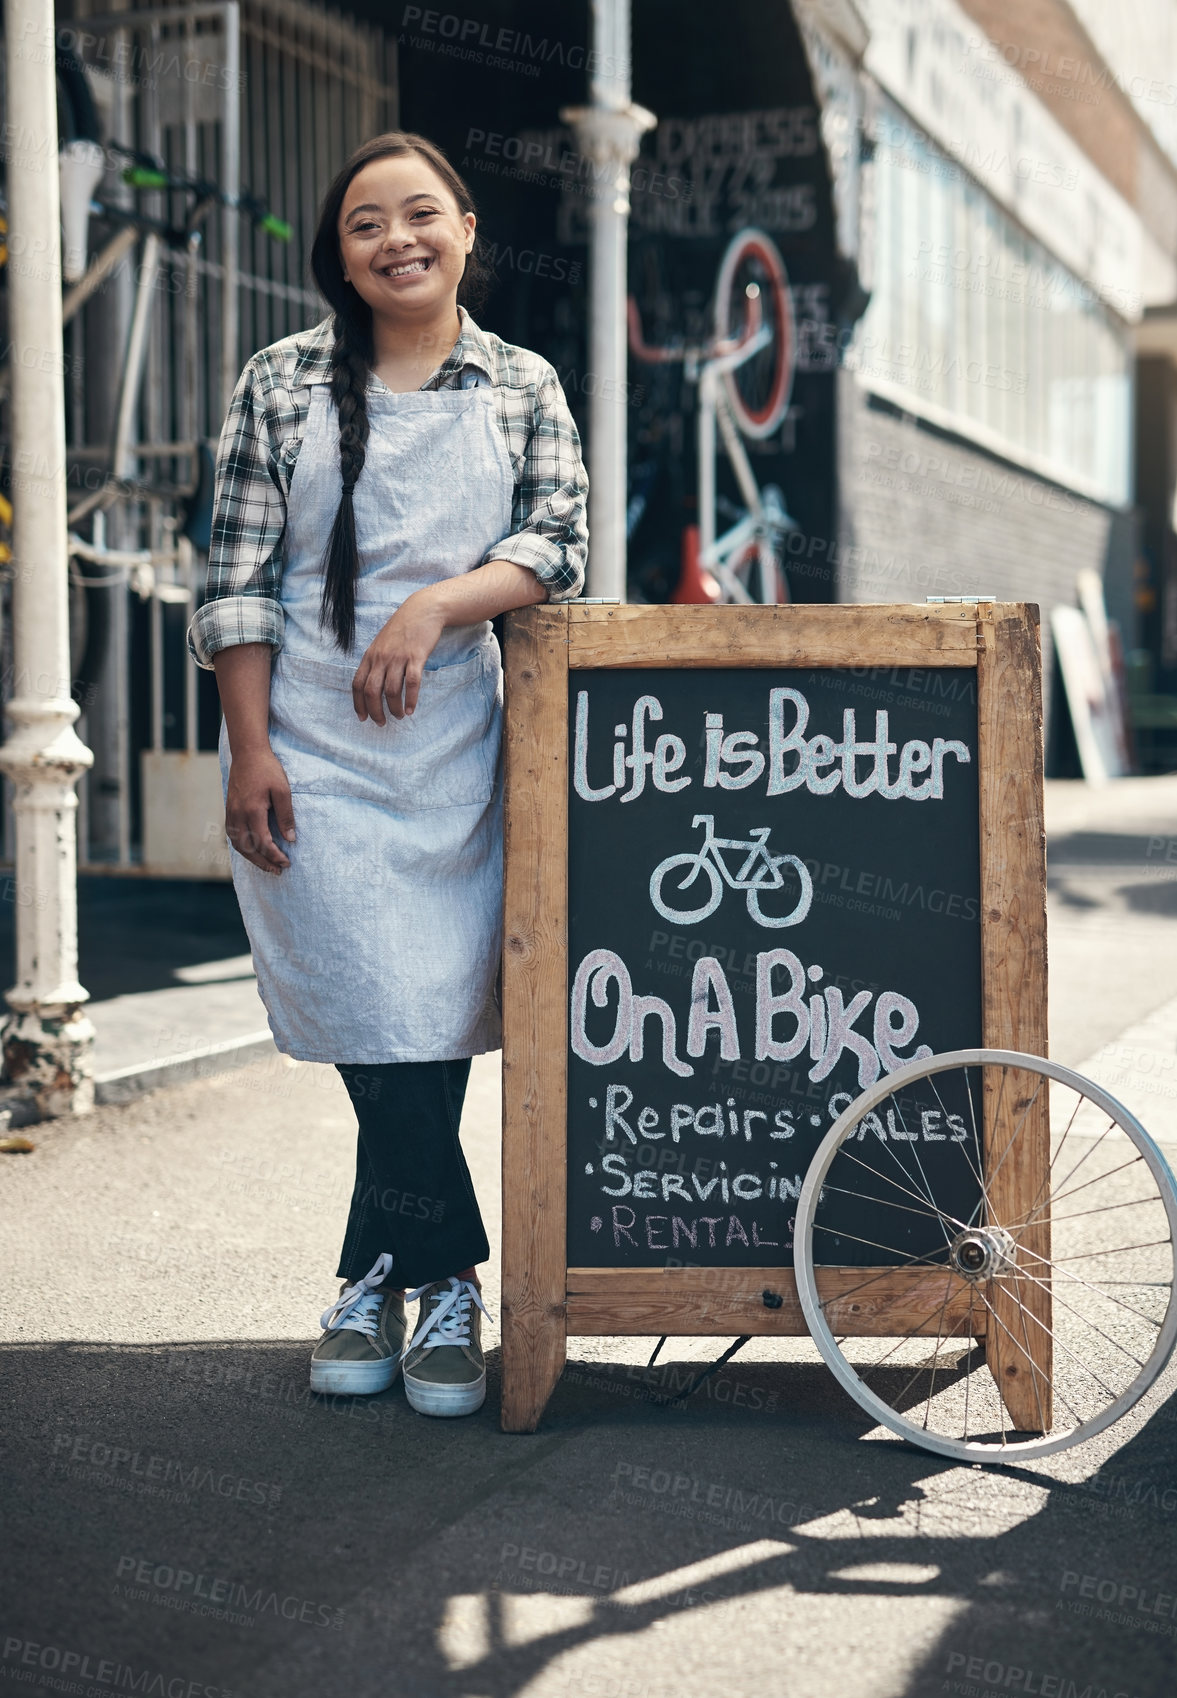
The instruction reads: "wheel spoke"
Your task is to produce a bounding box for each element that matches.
[817,1181,960,1227]
[890,1093,955,1252]
[961,1066,985,1228]
[1053,1240,1172,1262]
[995,1257,1149,1372]
[974,1278,1118,1407]
[976,1061,1011,1213]
[1044,1116,1117,1216]
[1012,1263,1050,1434]
[882,1297,959,1425]
[855,1288,973,1385]
[834,1143,966,1234]
[1003,1086,1086,1237]
[1011,1240,1165,1333]
[815,1252,955,1312]
[1013,1152,1145,1231]
[974,1283,1087,1429]
[1026,1195,1162,1230]
[971,1276,1080,1426]
[918,1282,957,1428]
[930,1070,986,1204]
[813,1220,955,1262]
[981,1074,1045,1201]
[962,1283,977,1441]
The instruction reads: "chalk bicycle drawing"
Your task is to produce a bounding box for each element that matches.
[649,814,813,928]
[790,1050,1177,1460]
[627,226,797,605]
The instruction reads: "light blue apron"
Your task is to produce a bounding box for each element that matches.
[219,369,513,1063]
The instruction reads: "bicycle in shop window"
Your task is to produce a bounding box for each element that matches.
[627,225,797,606]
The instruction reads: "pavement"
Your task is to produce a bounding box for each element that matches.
[0,876,269,1105]
[2,776,1177,1697]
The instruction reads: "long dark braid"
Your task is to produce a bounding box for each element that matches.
[309,132,493,653]
[320,315,373,651]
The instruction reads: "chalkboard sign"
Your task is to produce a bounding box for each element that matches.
[566,664,983,1270]
[501,604,1046,1433]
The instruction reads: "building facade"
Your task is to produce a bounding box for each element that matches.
[12,0,1177,880]
[812,0,1177,758]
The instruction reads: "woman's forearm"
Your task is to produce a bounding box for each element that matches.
[425,560,549,627]
[211,642,275,756]
[349,563,551,725]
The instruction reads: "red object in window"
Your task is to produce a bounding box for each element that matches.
[672,523,721,604]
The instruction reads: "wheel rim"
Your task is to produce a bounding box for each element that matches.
[713,228,794,440]
[793,1048,1177,1460]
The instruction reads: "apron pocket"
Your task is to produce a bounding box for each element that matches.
[269,646,499,810]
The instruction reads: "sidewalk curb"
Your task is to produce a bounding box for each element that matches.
[93,1029,277,1106]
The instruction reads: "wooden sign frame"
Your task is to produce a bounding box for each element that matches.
[500,603,1047,1434]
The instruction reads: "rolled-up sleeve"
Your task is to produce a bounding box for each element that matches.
[481,369,587,599]
[186,360,288,670]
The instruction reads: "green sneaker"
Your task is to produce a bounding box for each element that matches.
[401,1276,489,1417]
[309,1253,405,1395]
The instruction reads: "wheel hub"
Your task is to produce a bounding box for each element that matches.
[950,1227,1016,1281]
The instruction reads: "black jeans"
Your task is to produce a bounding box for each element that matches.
[335,1059,490,1290]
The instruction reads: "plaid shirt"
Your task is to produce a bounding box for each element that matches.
[186,306,587,669]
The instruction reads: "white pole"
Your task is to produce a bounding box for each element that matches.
[562,0,655,601]
[697,367,717,562]
[0,0,95,1116]
[221,1,241,414]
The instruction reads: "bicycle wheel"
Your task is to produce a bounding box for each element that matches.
[793,1049,1177,1460]
[712,227,794,440]
[649,854,722,925]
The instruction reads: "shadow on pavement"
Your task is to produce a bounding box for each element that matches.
[3,1340,1174,1696]
[1047,831,1177,870]
[897,1389,1177,1698]
[0,877,251,1002]
[1048,831,1177,916]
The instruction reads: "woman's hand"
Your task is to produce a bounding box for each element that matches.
[351,587,446,724]
[352,563,547,724]
[225,746,297,874]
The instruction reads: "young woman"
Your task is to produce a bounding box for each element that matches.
[187,133,587,1417]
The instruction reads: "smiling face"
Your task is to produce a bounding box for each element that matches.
[337,153,475,323]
